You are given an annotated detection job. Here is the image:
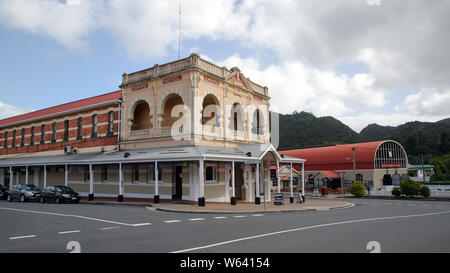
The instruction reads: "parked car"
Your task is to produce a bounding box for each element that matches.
[7,184,42,202]
[40,185,80,204]
[0,184,8,200]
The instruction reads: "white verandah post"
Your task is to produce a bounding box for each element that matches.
[154,161,160,203]
[88,163,94,201]
[255,162,260,204]
[198,158,205,206]
[231,161,236,205]
[290,162,294,203]
[118,162,124,202]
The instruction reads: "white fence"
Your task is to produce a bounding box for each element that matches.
[370,185,450,197]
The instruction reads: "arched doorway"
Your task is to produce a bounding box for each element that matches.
[131,101,150,131]
[161,94,184,130]
[229,103,244,131]
[202,94,220,126]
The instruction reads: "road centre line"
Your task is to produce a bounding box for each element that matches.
[165,220,181,223]
[58,230,81,234]
[0,207,144,227]
[233,215,246,218]
[9,235,36,240]
[171,210,450,253]
[101,227,120,230]
[189,218,205,221]
[213,216,227,219]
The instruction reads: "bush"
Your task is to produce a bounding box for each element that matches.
[420,186,430,198]
[349,181,365,197]
[400,178,422,197]
[392,187,401,197]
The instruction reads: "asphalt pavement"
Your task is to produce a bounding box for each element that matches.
[0,198,449,253]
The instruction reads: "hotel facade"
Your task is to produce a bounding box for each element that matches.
[0,54,304,205]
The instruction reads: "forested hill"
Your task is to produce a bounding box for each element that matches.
[275,111,450,164]
[277,111,364,150]
[360,118,450,164]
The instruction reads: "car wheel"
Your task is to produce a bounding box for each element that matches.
[20,195,25,202]
[7,194,11,202]
[40,196,45,203]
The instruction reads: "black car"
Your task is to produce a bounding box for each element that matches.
[7,184,42,202]
[0,184,8,200]
[40,185,80,204]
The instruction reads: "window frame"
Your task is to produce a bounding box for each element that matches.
[40,124,45,144]
[77,117,83,140]
[205,164,218,184]
[91,114,98,138]
[51,122,57,143]
[107,111,114,136]
[63,120,69,141]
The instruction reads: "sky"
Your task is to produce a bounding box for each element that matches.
[0,0,449,132]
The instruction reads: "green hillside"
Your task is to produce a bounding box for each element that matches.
[275,111,450,165]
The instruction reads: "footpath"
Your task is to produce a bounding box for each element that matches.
[80,196,354,214]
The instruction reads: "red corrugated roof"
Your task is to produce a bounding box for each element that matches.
[279,141,385,171]
[318,170,340,179]
[0,91,122,127]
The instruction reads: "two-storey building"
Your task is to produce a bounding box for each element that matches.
[0,54,304,205]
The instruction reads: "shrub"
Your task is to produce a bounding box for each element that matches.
[349,181,365,197]
[400,178,422,197]
[420,186,430,198]
[392,187,401,197]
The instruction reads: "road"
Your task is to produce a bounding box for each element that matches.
[0,198,449,253]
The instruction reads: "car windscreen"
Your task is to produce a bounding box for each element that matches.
[23,185,40,191]
[55,186,74,193]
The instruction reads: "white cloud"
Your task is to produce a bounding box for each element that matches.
[0,102,32,120]
[0,0,448,131]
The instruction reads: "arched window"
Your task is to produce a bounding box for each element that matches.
[229,103,244,131]
[161,94,184,128]
[51,122,56,143]
[77,117,83,140]
[91,114,98,137]
[64,120,69,141]
[21,128,25,146]
[12,129,16,147]
[201,94,220,126]
[3,131,7,148]
[108,111,114,135]
[131,102,150,131]
[252,109,264,135]
[30,126,35,146]
[40,124,45,144]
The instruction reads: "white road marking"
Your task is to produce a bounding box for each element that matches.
[171,210,450,253]
[101,227,120,231]
[0,207,143,227]
[58,230,81,235]
[9,235,36,240]
[408,204,416,207]
[252,214,264,217]
[132,223,152,227]
[233,215,246,218]
[189,218,205,221]
[213,216,228,219]
[165,220,181,223]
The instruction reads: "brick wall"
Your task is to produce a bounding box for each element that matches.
[0,105,119,156]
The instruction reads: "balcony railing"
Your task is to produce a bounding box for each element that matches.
[202,125,222,139]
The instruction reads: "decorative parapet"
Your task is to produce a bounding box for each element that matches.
[120,53,268,97]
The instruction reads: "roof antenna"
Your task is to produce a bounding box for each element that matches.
[178,0,182,60]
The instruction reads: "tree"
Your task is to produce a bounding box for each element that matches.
[420,186,430,198]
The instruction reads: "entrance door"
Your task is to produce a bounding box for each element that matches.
[172,166,182,200]
[383,174,392,186]
[234,165,244,200]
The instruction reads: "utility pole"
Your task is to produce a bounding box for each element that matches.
[178,0,182,60]
[352,147,356,182]
[421,154,425,184]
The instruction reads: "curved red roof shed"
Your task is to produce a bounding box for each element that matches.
[280,141,408,172]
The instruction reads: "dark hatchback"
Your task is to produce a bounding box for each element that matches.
[0,184,8,199]
[7,184,42,202]
[40,185,80,204]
